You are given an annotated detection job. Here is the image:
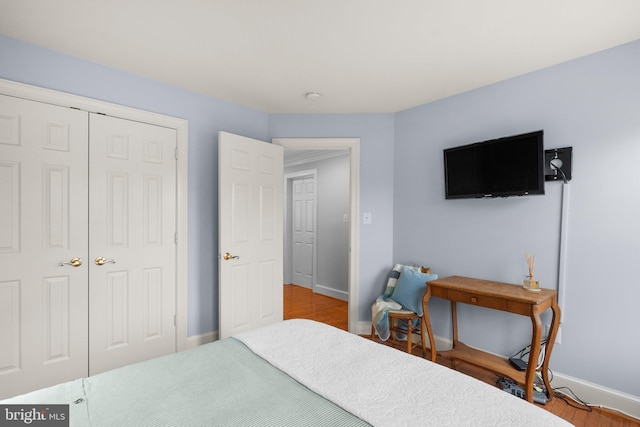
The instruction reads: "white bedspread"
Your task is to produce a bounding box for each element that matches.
[235,319,573,427]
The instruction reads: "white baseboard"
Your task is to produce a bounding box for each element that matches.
[356,321,639,420]
[185,331,217,349]
[551,372,640,420]
[314,284,348,301]
[355,321,372,336]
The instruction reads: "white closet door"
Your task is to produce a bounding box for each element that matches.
[0,94,89,399]
[88,113,177,375]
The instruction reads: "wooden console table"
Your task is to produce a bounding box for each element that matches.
[421,276,561,403]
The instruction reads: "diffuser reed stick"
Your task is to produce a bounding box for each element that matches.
[525,253,535,278]
[523,253,540,291]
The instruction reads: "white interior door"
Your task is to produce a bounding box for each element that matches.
[218,132,283,339]
[0,94,89,399]
[291,177,316,289]
[88,113,177,375]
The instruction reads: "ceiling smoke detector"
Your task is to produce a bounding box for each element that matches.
[305,92,322,101]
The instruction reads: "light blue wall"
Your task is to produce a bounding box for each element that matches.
[394,40,640,396]
[269,115,396,320]
[0,35,269,336]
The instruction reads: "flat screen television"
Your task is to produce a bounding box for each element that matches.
[443,130,545,199]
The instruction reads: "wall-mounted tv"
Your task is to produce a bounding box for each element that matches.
[444,130,545,199]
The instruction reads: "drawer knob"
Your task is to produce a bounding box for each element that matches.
[471,297,478,303]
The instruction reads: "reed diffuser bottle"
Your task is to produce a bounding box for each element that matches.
[523,253,540,291]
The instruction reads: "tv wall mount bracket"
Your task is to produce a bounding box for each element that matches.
[544,147,572,182]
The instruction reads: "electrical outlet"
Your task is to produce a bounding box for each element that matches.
[363,212,372,224]
[544,323,562,345]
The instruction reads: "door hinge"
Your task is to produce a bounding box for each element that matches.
[175,147,179,160]
[174,232,178,245]
[174,315,177,326]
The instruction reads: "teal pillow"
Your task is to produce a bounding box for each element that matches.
[390,266,438,315]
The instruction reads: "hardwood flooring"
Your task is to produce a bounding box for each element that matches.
[283,284,348,330]
[283,284,640,427]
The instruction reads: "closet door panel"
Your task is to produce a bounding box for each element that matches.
[0,160,19,253]
[0,94,89,399]
[89,113,176,375]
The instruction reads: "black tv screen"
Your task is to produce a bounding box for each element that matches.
[444,130,545,199]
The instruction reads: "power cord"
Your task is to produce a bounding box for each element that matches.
[553,386,592,412]
[548,372,640,421]
[510,342,639,421]
[550,156,569,183]
[510,340,547,370]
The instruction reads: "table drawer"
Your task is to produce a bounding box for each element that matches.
[443,289,508,310]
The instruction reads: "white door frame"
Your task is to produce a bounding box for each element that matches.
[273,138,360,333]
[0,78,190,351]
[284,169,318,291]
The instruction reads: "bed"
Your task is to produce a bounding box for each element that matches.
[2,319,572,426]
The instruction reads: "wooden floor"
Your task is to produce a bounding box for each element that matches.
[283,284,348,330]
[283,284,640,427]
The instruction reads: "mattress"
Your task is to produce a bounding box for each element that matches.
[2,319,573,426]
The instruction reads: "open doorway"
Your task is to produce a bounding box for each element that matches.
[273,138,360,333]
[283,155,347,330]
[285,168,318,291]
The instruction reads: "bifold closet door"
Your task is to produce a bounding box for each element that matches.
[88,113,177,376]
[0,95,178,398]
[0,94,89,399]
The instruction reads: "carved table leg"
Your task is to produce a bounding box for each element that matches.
[540,300,561,399]
[421,287,437,362]
[527,308,544,403]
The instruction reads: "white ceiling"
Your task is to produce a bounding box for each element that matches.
[1,1,639,114]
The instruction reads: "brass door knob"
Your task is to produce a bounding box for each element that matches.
[223,252,239,260]
[59,257,82,267]
[95,257,116,266]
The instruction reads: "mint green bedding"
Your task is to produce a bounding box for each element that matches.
[5,338,370,427]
